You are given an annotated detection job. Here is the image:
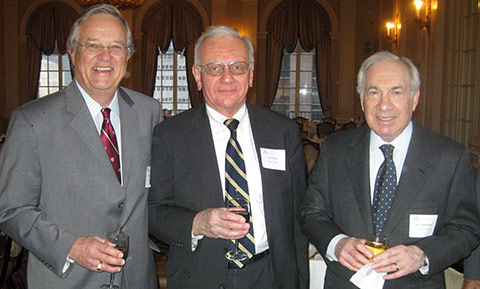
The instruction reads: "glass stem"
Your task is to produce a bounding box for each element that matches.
[109,273,116,289]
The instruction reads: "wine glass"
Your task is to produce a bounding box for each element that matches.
[365,233,389,262]
[224,198,250,262]
[100,231,129,289]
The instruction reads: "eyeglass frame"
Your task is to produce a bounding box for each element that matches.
[75,41,129,56]
[197,61,252,76]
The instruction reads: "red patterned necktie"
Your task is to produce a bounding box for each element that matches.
[101,108,121,182]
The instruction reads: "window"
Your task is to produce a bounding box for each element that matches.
[38,52,72,98]
[153,42,191,115]
[272,43,322,121]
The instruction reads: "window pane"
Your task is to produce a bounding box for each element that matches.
[62,55,71,71]
[63,72,72,86]
[49,56,59,70]
[300,54,314,70]
[49,72,59,86]
[41,55,49,70]
[38,87,48,98]
[39,72,48,86]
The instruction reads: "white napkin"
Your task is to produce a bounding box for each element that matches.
[350,262,386,289]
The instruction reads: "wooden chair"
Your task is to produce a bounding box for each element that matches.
[342,120,356,130]
[316,122,336,138]
[0,234,26,289]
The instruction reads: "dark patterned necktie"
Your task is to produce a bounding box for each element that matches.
[372,144,397,234]
[101,108,121,182]
[224,118,255,268]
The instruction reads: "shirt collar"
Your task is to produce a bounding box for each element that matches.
[370,121,413,154]
[205,103,247,129]
[76,80,119,117]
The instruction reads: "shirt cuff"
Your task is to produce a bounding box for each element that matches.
[326,234,348,261]
[63,256,75,273]
[419,254,430,275]
[191,231,204,252]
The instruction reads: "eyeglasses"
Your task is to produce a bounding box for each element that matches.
[198,61,251,76]
[77,42,128,56]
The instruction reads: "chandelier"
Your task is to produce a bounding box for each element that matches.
[76,0,146,10]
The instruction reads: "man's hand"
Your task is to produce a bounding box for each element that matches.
[335,237,372,271]
[192,208,249,239]
[462,279,480,289]
[371,244,425,280]
[68,236,125,273]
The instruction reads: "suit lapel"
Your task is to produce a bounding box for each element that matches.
[67,84,117,177]
[382,124,429,234]
[247,105,278,240]
[189,104,225,208]
[346,127,376,234]
[118,88,136,189]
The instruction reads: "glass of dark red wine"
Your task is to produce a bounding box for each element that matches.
[224,198,250,262]
[100,231,129,289]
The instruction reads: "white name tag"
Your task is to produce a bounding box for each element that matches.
[145,166,151,188]
[409,214,438,238]
[260,148,286,171]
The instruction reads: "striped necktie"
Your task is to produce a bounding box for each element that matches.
[224,118,255,268]
[372,144,397,234]
[101,108,121,182]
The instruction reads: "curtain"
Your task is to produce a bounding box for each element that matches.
[299,0,331,114]
[264,0,331,111]
[26,2,78,101]
[141,0,204,106]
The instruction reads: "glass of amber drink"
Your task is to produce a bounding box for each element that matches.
[365,233,389,261]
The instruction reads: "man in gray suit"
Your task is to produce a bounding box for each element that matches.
[148,26,308,289]
[0,4,161,289]
[299,51,480,288]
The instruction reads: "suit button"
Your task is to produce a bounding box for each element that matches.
[118,202,124,208]
[219,285,225,289]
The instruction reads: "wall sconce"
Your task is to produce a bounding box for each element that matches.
[413,0,432,35]
[386,16,401,49]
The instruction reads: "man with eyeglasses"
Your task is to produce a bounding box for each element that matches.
[148,25,309,289]
[0,4,161,289]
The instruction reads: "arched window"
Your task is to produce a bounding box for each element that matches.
[25,2,78,100]
[264,0,331,120]
[38,48,72,98]
[153,42,191,114]
[272,43,322,120]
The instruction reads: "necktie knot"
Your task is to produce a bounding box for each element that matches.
[101,108,111,121]
[380,144,394,160]
[224,119,239,132]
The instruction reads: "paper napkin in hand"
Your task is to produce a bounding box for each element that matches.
[350,262,386,289]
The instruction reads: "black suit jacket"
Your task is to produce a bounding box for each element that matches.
[462,172,480,279]
[298,122,480,289]
[148,104,309,289]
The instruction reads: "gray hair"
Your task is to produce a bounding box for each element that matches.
[67,4,134,56]
[194,25,254,65]
[356,51,420,99]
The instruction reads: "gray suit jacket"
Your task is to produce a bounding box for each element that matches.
[0,82,162,289]
[462,172,480,279]
[299,123,480,289]
[148,103,309,289]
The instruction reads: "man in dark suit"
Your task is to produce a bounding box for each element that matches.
[0,5,161,288]
[148,25,308,289]
[299,51,480,288]
[462,173,480,289]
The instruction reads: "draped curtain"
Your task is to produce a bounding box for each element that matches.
[142,0,204,106]
[26,2,78,101]
[264,0,331,113]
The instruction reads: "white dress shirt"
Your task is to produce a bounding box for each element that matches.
[326,122,413,261]
[77,80,123,185]
[205,104,269,254]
